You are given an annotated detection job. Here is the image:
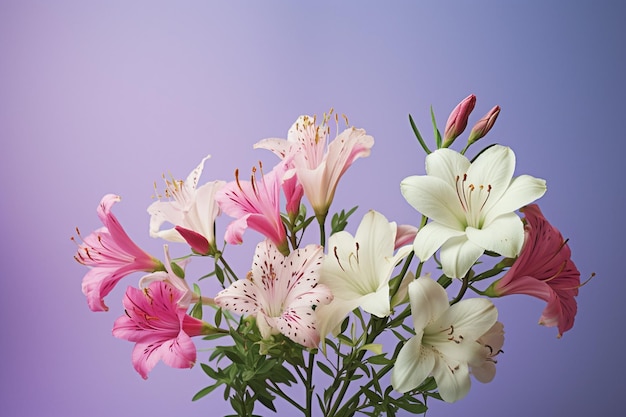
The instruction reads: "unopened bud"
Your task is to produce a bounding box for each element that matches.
[467,105,500,144]
[443,94,476,147]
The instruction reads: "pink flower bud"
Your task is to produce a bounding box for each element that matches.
[468,105,500,144]
[443,94,476,147]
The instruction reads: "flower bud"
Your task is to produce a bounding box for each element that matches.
[443,94,476,147]
[467,105,500,144]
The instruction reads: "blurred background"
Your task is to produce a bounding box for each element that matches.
[1,1,624,416]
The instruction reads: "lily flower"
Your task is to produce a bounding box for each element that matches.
[485,204,581,337]
[316,210,413,337]
[148,155,225,256]
[112,281,214,379]
[215,161,290,255]
[73,194,163,312]
[401,145,547,278]
[214,240,332,348]
[254,112,374,222]
[391,276,497,403]
[470,321,505,383]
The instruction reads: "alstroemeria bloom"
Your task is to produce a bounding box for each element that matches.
[254,113,374,221]
[485,204,581,337]
[74,194,163,312]
[391,276,497,403]
[316,210,413,337]
[148,155,225,255]
[401,145,547,278]
[470,321,505,383]
[214,240,332,348]
[216,161,290,255]
[112,281,210,379]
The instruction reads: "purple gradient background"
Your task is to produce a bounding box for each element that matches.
[1,1,624,416]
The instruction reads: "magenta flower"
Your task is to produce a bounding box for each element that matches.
[255,113,374,221]
[73,194,162,312]
[214,240,332,348]
[485,204,581,337]
[443,94,476,147]
[216,161,290,255]
[112,281,207,379]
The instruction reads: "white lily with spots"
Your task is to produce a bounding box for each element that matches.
[214,240,332,348]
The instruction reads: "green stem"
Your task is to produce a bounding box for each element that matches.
[326,318,387,416]
[267,381,306,414]
[305,351,315,417]
[218,255,238,284]
[450,270,471,305]
[318,216,326,247]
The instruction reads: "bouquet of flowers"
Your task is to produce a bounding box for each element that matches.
[73,95,587,417]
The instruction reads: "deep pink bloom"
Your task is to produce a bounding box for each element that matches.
[443,94,476,146]
[112,281,206,379]
[215,161,290,255]
[74,194,162,312]
[468,105,500,144]
[214,240,332,348]
[486,204,581,337]
[254,113,374,221]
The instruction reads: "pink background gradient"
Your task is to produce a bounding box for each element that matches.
[1,1,624,416]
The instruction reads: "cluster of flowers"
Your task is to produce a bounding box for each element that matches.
[74,95,584,416]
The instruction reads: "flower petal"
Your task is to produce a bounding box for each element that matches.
[425,148,471,187]
[391,334,434,393]
[439,235,485,278]
[466,212,524,258]
[431,357,471,403]
[412,221,465,263]
[484,174,547,224]
[401,175,465,230]
[408,277,449,331]
[466,145,515,205]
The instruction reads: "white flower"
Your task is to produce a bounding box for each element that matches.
[148,155,225,254]
[316,210,412,337]
[470,321,505,383]
[400,145,546,278]
[391,276,497,403]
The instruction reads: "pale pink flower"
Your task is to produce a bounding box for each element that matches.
[470,321,505,383]
[112,281,207,379]
[443,94,476,147]
[255,113,374,221]
[73,194,162,312]
[395,224,419,250]
[138,245,195,308]
[485,204,581,337]
[214,240,332,348]
[148,155,225,255]
[216,161,290,255]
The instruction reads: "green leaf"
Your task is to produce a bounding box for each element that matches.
[215,264,225,285]
[169,261,185,279]
[316,361,334,377]
[367,354,391,365]
[192,383,221,401]
[409,113,432,154]
[430,105,442,149]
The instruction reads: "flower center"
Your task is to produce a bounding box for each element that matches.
[455,173,492,229]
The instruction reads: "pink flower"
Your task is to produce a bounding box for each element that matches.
[255,112,374,221]
[214,240,332,348]
[112,281,207,379]
[216,161,290,255]
[443,94,476,147]
[486,204,581,337]
[73,194,162,312]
